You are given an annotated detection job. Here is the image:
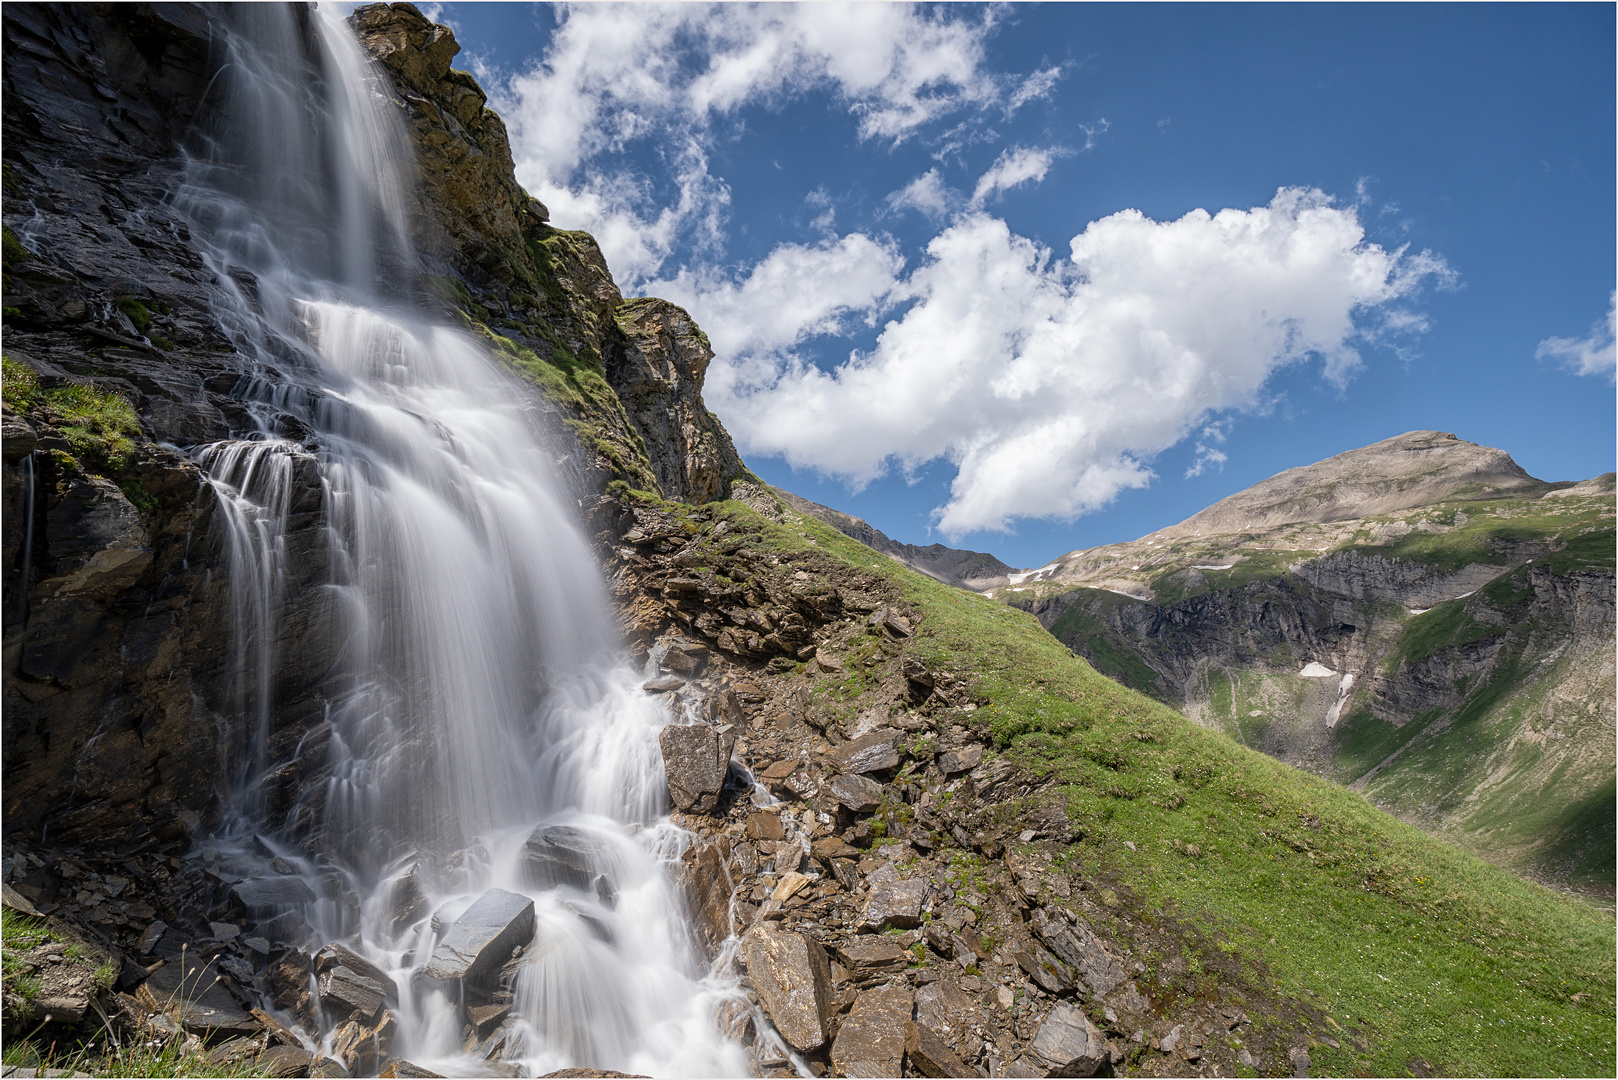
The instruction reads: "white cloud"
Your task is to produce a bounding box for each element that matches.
[644,233,905,368]
[970,145,1064,208]
[1536,292,1617,381]
[491,3,1021,286]
[699,188,1452,537]
[886,169,954,220]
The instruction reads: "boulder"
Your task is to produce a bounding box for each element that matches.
[385,863,430,933]
[745,811,785,842]
[1028,1003,1107,1078]
[915,978,985,1050]
[1014,940,1077,995]
[833,731,901,775]
[834,938,912,979]
[906,1021,982,1078]
[827,773,884,813]
[678,842,733,960]
[378,1060,447,1078]
[830,984,913,1078]
[523,825,609,891]
[317,942,399,1000]
[256,1045,317,1078]
[810,836,862,861]
[642,675,685,693]
[230,877,317,910]
[1031,909,1126,997]
[739,926,835,1052]
[937,744,983,775]
[318,965,388,1024]
[659,723,734,813]
[418,888,535,997]
[863,878,927,931]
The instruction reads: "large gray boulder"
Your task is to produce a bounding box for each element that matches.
[1028,1002,1107,1077]
[830,984,913,1078]
[659,723,734,813]
[739,926,835,1053]
[522,824,610,891]
[418,888,535,998]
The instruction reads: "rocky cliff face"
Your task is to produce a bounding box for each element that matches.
[1006,439,1615,895]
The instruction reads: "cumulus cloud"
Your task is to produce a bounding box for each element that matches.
[491,3,1025,285]
[698,188,1452,537]
[1536,292,1617,381]
[644,234,905,367]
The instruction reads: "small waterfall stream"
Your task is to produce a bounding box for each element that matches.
[176,6,753,1075]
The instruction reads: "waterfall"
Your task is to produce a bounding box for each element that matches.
[176,6,752,1075]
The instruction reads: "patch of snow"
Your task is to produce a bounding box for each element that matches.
[1105,588,1151,601]
[1407,608,1429,616]
[1299,662,1336,677]
[1007,561,1060,585]
[1325,673,1357,729]
[1192,564,1234,571]
[1452,591,1475,600]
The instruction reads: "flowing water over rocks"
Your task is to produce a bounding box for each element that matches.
[160,6,753,1075]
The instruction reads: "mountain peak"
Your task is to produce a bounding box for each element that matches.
[1159,430,1540,538]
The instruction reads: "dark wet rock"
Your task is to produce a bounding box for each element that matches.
[230,877,317,911]
[255,1045,317,1078]
[833,731,902,775]
[906,1021,983,1078]
[378,1061,448,1078]
[740,925,835,1053]
[522,825,609,891]
[419,888,536,996]
[660,723,735,813]
[679,841,733,960]
[386,863,431,933]
[863,877,927,931]
[827,773,885,813]
[318,965,388,1025]
[1029,1002,1107,1077]
[830,983,913,1078]
[332,1008,396,1074]
[317,943,399,1002]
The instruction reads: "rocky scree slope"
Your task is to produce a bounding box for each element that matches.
[1,6,1613,1079]
[998,433,1615,895]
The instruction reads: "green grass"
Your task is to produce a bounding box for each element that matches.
[694,491,1615,1077]
[1384,599,1499,671]
[2,357,143,473]
[1340,498,1612,574]
[3,1034,265,1078]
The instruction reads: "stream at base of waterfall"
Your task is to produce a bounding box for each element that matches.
[173,5,762,1075]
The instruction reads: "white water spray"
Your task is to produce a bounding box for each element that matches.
[177,6,750,1074]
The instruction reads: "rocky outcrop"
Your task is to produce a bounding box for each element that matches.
[609,299,746,504]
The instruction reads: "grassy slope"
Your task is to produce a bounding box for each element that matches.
[707,496,1614,1077]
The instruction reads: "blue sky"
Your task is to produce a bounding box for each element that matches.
[430,2,1615,569]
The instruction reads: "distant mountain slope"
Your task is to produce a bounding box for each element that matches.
[771,486,1013,590]
[997,433,1616,896]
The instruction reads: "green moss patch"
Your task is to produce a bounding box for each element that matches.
[2,357,142,473]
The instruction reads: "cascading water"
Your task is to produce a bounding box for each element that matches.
[176,6,758,1075]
